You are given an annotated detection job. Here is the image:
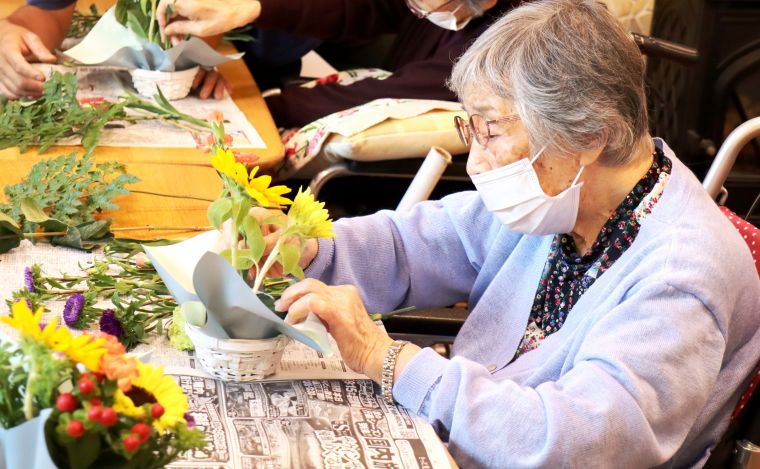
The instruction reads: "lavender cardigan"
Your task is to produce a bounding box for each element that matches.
[305,140,760,468]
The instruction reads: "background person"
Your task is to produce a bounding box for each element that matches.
[0,0,227,100]
[158,0,519,128]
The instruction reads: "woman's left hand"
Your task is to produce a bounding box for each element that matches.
[275,278,393,382]
[193,68,228,100]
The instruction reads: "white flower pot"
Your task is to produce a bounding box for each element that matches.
[130,66,199,100]
[0,409,56,469]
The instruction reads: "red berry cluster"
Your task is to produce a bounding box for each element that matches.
[55,374,121,439]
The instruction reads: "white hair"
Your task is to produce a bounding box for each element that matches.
[449,0,650,166]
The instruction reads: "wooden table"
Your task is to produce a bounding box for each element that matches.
[0,0,284,240]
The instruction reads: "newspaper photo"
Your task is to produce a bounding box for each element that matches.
[169,371,451,469]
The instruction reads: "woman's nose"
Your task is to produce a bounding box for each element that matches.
[466,143,492,176]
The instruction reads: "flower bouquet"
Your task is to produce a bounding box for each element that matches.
[0,300,206,469]
[63,1,243,100]
[144,116,337,381]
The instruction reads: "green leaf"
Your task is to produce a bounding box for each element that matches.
[0,211,20,234]
[219,248,232,264]
[207,197,232,229]
[278,243,300,277]
[126,11,148,39]
[232,197,251,226]
[19,197,49,223]
[181,301,206,327]
[241,216,265,262]
[64,430,102,469]
[76,219,112,240]
[0,212,21,254]
[233,250,255,270]
[51,220,111,250]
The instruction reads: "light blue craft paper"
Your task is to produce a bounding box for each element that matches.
[193,252,333,355]
[143,231,229,339]
[64,8,243,71]
[0,408,56,469]
[144,232,333,355]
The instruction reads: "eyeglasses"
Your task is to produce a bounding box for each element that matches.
[454,114,521,147]
[404,0,459,18]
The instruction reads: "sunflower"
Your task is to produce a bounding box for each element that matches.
[246,167,292,207]
[113,361,188,433]
[211,147,248,187]
[287,187,335,238]
[1,300,107,371]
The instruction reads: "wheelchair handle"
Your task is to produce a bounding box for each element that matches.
[703,117,760,199]
[631,33,700,65]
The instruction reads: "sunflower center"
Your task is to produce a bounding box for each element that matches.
[126,386,157,406]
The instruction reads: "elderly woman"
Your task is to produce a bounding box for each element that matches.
[264,0,760,467]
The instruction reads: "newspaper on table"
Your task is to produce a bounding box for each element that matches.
[0,241,451,469]
[36,64,265,149]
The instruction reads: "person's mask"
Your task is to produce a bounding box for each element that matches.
[426,4,473,31]
[471,147,585,235]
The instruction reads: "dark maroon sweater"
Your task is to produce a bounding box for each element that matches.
[258,0,518,128]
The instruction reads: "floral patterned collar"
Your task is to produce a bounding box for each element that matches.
[514,147,672,359]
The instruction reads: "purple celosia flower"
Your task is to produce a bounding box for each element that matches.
[99,309,123,338]
[63,293,85,326]
[183,412,196,428]
[24,267,35,293]
[24,298,33,311]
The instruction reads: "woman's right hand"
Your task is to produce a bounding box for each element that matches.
[157,0,262,42]
[222,207,319,278]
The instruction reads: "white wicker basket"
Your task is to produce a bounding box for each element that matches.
[185,323,290,382]
[130,66,199,100]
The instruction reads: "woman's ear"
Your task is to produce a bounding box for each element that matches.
[578,130,609,166]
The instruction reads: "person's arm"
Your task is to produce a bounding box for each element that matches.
[392,280,725,467]
[0,2,73,98]
[8,3,74,50]
[159,0,404,43]
[305,191,512,313]
[254,0,405,43]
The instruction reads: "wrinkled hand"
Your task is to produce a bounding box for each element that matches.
[157,0,261,41]
[221,207,319,279]
[193,68,228,100]
[275,278,393,381]
[0,20,56,99]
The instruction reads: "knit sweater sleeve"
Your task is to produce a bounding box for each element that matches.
[305,191,507,312]
[393,280,725,468]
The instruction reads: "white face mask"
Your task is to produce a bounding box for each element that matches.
[426,4,472,31]
[471,147,585,235]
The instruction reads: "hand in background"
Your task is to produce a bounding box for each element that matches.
[193,68,229,100]
[221,207,320,279]
[0,20,56,99]
[157,0,261,42]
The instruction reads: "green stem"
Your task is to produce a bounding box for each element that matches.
[131,189,214,202]
[253,241,281,293]
[230,218,240,276]
[148,0,158,45]
[23,358,39,421]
